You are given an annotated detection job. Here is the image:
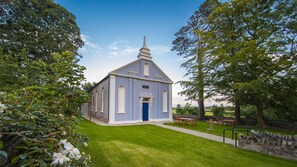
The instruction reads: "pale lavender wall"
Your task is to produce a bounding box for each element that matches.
[88,58,172,123]
[114,75,170,122]
[90,78,109,122]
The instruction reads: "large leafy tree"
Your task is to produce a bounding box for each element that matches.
[265,0,297,121]
[0,0,91,165]
[0,51,90,166]
[205,0,296,127]
[0,0,83,62]
[203,0,247,124]
[172,0,220,120]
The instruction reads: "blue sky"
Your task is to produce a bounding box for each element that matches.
[56,0,211,106]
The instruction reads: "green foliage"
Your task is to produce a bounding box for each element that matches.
[202,0,297,127]
[175,104,183,115]
[175,103,199,115]
[81,81,97,92]
[0,51,91,166]
[184,103,199,115]
[0,0,83,62]
[0,0,91,165]
[241,105,257,120]
[264,108,297,122]
[210,106,224,118]
[172,0,220,119]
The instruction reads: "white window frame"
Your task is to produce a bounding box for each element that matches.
[101,88,104,112]
[95,90,98,112]
[91,94,95,111]
[118,86,125,113]
[144,63,149,76]
[162,91,168,112]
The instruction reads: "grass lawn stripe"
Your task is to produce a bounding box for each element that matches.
[79,119,296,167]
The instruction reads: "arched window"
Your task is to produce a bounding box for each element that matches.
[118,86,125,113]
[144,63,149,76]
[101,88,104,112]
[163,91,168,112]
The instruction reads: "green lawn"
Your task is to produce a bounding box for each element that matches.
[79,119,296,167]
[165,121,297,139]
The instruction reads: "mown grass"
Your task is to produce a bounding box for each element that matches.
[165,121,297,139]
[79,119,296,167]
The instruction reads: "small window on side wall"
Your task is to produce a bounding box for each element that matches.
[118,86,125,113]
[144,63,149,76]
[101,88,104,112]
[163,91,168,112]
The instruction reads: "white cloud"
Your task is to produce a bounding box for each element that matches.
[175,56,188,62]
[79,33,102,54]
[108,40,129,50]
[150,45,171,54]
[107,41,138,58]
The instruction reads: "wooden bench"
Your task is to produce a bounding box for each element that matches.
[222,119,235,126]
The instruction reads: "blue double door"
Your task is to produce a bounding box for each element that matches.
[142,102,149,121]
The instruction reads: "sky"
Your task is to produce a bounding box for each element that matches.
[56,0,219,107]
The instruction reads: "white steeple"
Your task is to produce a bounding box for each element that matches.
[137,36,152,60]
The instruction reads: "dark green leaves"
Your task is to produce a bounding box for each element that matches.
[0,0,83,62]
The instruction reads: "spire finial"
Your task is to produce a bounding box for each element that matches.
[143,36,147,48]
[138,36,152,60]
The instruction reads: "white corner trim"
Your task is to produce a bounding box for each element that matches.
[109,75,116,124]
[168,84,173,121]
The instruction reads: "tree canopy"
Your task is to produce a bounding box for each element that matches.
[174,0,297,127]
[0,0,91,166]
[172,0,220,120]
[0,0,83,62]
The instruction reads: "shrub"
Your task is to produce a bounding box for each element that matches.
[175,103,199,115]
[188,106,199,115]
[0,52,91,166]
[211,106,224,117]
[241,105,257,119]
[175,104,183,115]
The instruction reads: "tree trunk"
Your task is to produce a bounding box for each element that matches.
[2,135,23,166]
[197,33,205,120]
[234,99,241,124]
[256,103,266,128]
[198,99,205,120]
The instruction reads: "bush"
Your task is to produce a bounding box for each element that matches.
[264,107,297,122]
[189,106,199,115]
[0,52,91,166]
[175,104,183,115]
[175,103,199,115]
[211,106,224,117]
[241,105,257,119]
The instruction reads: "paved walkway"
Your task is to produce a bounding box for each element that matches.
[83,115,235,145]
[154,122,234,145]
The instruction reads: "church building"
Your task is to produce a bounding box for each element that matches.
[82,37,173,124]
